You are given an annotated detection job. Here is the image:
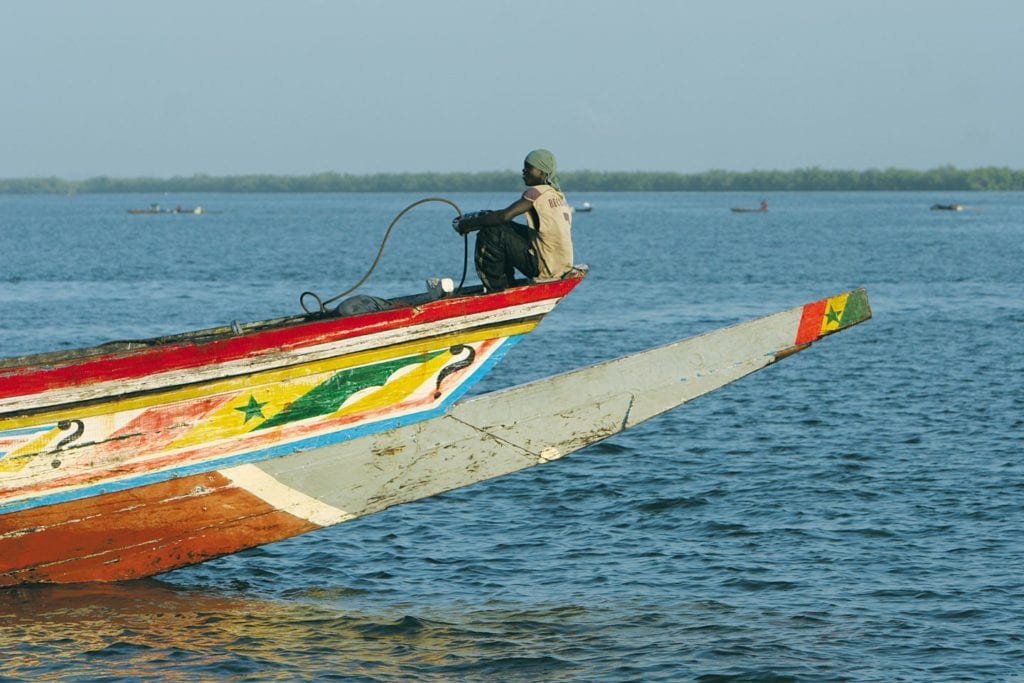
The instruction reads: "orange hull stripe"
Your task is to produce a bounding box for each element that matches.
[0,472,318,585]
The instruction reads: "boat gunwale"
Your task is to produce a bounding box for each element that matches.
[2,315,545,424]
[0,270,588,399]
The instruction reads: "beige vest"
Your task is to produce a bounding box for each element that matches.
[522,184,574,280]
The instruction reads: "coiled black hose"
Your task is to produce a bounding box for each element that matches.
[300,196,469,315]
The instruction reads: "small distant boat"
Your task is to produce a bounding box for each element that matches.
[127,203,164,215]
[731,200,768,213]
[930,203,964,212]
[127,204,206,215]
[574,201,593,213]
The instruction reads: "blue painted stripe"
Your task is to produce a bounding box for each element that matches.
[0,336,524,515]
[0,424,56,437]
[0,424,55,460]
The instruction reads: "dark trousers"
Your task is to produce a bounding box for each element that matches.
[474,222,539,291]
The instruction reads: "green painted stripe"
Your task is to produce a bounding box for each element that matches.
[255,351,445,429]
[840,289,871,328]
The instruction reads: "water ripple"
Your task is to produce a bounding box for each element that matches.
[3,192,1024,680]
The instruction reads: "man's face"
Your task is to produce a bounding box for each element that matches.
[522,163,547,186]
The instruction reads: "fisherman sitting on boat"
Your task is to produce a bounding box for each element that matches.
[453,149,574,292]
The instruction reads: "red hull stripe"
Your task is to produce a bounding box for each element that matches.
[0,471,316,585]
[795,299,828,345]
[0,277,583,401]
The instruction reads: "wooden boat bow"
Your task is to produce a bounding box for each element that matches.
[1,284,871,585]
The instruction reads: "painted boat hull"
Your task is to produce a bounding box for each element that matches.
[1,285,870,585]
[1,274,587,584]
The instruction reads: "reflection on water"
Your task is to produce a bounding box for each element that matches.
[2,581,304,679]
[0,576,771,680]
[0,580,598,680]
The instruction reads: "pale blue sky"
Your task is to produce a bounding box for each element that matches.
[3,1,1022,178]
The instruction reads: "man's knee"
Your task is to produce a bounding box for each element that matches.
[476,224,504,249]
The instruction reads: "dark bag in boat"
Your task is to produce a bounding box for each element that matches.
[333,294,395,317]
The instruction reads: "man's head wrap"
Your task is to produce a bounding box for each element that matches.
[525,149,561,192]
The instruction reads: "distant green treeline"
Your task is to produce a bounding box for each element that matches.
[3,166,1023,194]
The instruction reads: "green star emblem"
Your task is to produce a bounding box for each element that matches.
[235,395,268,423]
[825,304,843,326]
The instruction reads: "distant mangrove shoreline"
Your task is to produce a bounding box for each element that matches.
[2,166,1023,194]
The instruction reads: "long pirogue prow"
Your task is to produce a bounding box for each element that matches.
[0,282,870,586]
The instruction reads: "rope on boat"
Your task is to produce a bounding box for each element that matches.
[300,197,470,315]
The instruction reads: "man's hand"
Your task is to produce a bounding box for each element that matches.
[452,211,487,235]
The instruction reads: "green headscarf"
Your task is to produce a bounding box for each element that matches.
[525,148,561,192]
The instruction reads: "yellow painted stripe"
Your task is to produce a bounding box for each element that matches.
[169,345,461,449]
[0,426,61,473]
[1,319,537,431]
[166,375,325,450]
[819,292,850,335]
[336,348,454,417]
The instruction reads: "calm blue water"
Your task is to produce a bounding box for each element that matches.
[1,192,1022,681]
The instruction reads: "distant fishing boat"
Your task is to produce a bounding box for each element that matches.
[127,204,206,215]
[127,203,164,215]
[930,203,964,212]
[574,201,593,213]
[731,200,768,213]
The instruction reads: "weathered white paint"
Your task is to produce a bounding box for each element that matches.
[252,303,855,526]
[221,463,352,527]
